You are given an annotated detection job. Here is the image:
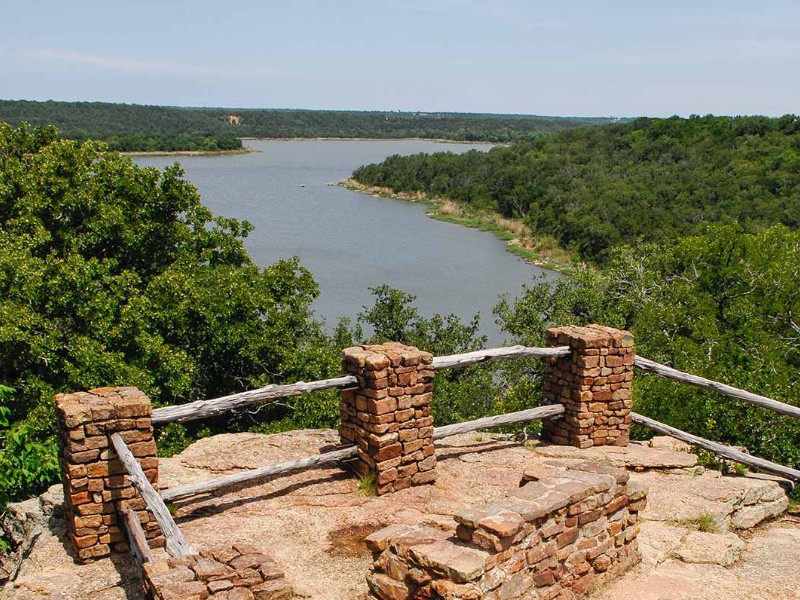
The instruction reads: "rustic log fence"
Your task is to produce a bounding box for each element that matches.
[55,324,800,575]
[634,356,800,420]
[631,413,800,481]
[120,509,155,570]
[150,345,571,426]
[140,338,800,508]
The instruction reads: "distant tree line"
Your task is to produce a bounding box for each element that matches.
[104,132,242,152]
[0,100,616,149]
[352,115,800,262]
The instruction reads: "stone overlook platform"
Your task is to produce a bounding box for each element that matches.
[2,429,795,600]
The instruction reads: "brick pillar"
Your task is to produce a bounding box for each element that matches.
[55,386,161,562]
[541,325,634,449]
[339,342,436,495]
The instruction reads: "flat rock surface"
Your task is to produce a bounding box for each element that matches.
[1,431,795,600]
[597,522,800,600]
[530,439,699,470]
[632,469,788,531]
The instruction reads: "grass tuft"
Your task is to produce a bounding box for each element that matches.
[678,511,719,533]
[357,471,378,496]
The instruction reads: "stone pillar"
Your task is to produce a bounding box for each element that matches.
[339,342,436,495]
[55,386,161,562]
[541,325,634,449]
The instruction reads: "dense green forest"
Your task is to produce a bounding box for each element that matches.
[352,115,800,262]
[103,132,243,152]
[1,121,799,534]
[0,100,615,150]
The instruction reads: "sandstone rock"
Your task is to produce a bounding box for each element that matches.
[647,436,692,453]
[159,580,209,600]
[0,484,64,584]
[408,540,488,582]
[533,442,698,470]
[730,497,789,530]
[251,579,293,599]
[2,430,795,600]
[367,573,409,599]
[670,531,744,566]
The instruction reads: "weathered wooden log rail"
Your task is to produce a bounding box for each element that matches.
[632,413,800,481]
[110,433,195,557]
[151,345,571,426]
[121,509,155,568]
[431,345,570,370]
[151,375,359,425]
[634,355,800,420]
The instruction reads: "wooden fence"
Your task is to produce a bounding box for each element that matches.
[105,338,800,572]
[148,343,800,505]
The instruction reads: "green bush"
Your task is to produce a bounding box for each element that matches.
[0,386,60,533]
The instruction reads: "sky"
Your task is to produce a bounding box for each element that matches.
[2,0,799,117]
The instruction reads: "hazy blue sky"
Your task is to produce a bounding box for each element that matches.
[3,1,799,116]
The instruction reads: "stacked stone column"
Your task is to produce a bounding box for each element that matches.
[339,342,436,495]
[55,386,161,562]
[542,325,634,449]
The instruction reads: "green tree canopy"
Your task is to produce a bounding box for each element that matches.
[353,115,800,262]
[495,224,800,465]
[0,123,328,434]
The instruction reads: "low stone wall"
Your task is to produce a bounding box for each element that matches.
[143,543,293,600]
[365,462,647,599]
[340,342,436,495]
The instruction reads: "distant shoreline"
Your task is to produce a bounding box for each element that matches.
[120,147,259,157]
[122,138,495,157]
[340,178,576,274]
[241,136,497,145]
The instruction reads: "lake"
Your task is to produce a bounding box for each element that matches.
[134,140,556,345]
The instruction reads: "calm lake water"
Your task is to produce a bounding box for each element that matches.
[134,140,556,345]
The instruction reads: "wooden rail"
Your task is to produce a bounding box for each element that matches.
[635,356,800,420]
[151,376,358,425]
[151,345,568,426]
[632,413,800,482]
[432,345,570,370]
[160,404,565,502]
[431,404,564,439]
[110,433,195,556]
[121,509,155,568]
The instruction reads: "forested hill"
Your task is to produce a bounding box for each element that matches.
[0,99,614,145]
[352,115,800,262]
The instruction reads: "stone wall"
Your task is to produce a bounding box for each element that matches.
[365,462,647,599]
[143,543,292,600]
[55,387,161,562]
[542,325,635,449]
[339,343,436,495]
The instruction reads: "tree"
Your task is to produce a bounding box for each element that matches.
[495,224,800,465]
[0,123,332,498]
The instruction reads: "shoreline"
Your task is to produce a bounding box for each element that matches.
[241,136,498,145]
[339,179,577,274]
[123,137,496,157]
[120,147,260,157]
